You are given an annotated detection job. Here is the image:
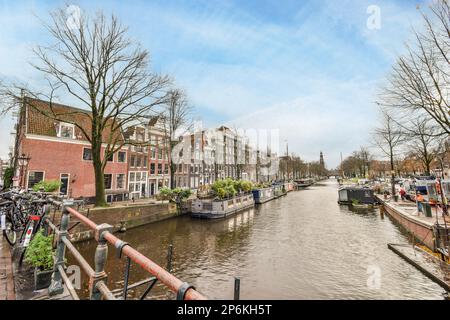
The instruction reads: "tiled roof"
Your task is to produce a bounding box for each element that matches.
[25,97,123,144]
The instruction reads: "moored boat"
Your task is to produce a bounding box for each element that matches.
[338,186,377,205]
[191,193,255,219]
[295,178,314,189]
[252,187,275,204]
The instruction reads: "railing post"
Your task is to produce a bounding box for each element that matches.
[90,223,113,300]
[48,201,72,296]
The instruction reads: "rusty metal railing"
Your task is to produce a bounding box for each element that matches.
[46,199,206,300]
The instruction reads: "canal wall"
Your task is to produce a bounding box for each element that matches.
[51,202,182,243]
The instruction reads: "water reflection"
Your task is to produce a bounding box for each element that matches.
[73,180,446,300]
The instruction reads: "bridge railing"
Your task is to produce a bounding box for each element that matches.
[46,199,206,300]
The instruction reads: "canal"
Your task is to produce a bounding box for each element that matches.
[74,179,446,299]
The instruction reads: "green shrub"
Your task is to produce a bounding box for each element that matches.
[158,187,192,202]
[2,167,14,189]
[24,230,54,270]
[32,180,61,192]
[211,179,252,199]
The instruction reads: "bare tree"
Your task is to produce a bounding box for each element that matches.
[381,0,450,134]
[161,89,193,189]
[0,8,170,206]
[373,110,405,200]
[402,117,440,175]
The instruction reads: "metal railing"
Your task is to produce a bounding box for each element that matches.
[45,199,206,300]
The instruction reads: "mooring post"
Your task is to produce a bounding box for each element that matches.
[379,205,384,219]
[90,223,113,300]
[48,201,72,296]
[234,277,240,300]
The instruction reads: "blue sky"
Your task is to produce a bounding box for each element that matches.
[0,0,427,167]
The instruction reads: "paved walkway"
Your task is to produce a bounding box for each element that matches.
[0,237,15,300]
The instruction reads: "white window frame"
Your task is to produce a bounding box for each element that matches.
[57,122,75,139]
[118,151,127,163]
[59,173,70,196]
[82,147,93,161]
[27,171,45,190]
[104,173,113,190]
[116,173,126,190]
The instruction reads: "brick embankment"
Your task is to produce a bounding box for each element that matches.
[47,201,185,243]
[0,237,15,300]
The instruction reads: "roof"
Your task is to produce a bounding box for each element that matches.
[25,97,124,144]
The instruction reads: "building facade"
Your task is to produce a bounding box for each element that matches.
[13,98,129,202]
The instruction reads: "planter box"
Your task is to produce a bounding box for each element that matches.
[34,268,53,290]
[191,194,255,219]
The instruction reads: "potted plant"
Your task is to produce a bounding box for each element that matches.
[32,180,61,193]
[24,230,55,290]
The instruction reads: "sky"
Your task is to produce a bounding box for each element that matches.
[0,0,429,168]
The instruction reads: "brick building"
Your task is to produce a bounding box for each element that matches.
[123,117,170,199]
[13,98,129,202]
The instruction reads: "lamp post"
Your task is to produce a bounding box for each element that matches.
[17,153,31,190]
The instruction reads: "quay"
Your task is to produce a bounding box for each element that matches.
[388,243,450,292]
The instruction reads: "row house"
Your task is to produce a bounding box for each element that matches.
[14,98,129,202]
[173,126,258,189]
[123,118,171,199]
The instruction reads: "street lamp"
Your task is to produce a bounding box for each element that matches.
[17,153,31,190]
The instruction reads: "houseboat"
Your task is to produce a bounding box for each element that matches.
[191,193,255,219]
[338,186,377,205]
[252,187,275,204]
[295,178,314,189]
[272,183,287,198]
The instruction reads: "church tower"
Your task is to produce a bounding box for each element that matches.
[320,151,325,168]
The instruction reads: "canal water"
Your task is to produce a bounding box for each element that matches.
[74,179,446,299]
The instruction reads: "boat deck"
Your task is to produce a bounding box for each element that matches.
[376,195,450,228]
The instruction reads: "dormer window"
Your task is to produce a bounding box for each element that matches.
[57,122,75,139]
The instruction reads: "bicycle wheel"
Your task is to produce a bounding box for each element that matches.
[2,215,17,246]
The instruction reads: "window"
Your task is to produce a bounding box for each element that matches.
[158,148,163,160]
[116,174,125,189]
[104,174,112,190]
[60,174,69,196]
[150,163,155,175]
[158,164,162,174]
[28,171,44,189]
[118,151,127,163]
[130,155,136,167]
[164,164,169,174]
[143,156,148,168]
[105,151,113,162]
[58,122,74,139]
[150,147,156,160]
[136,156,142,168]
[83,148,93,161]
